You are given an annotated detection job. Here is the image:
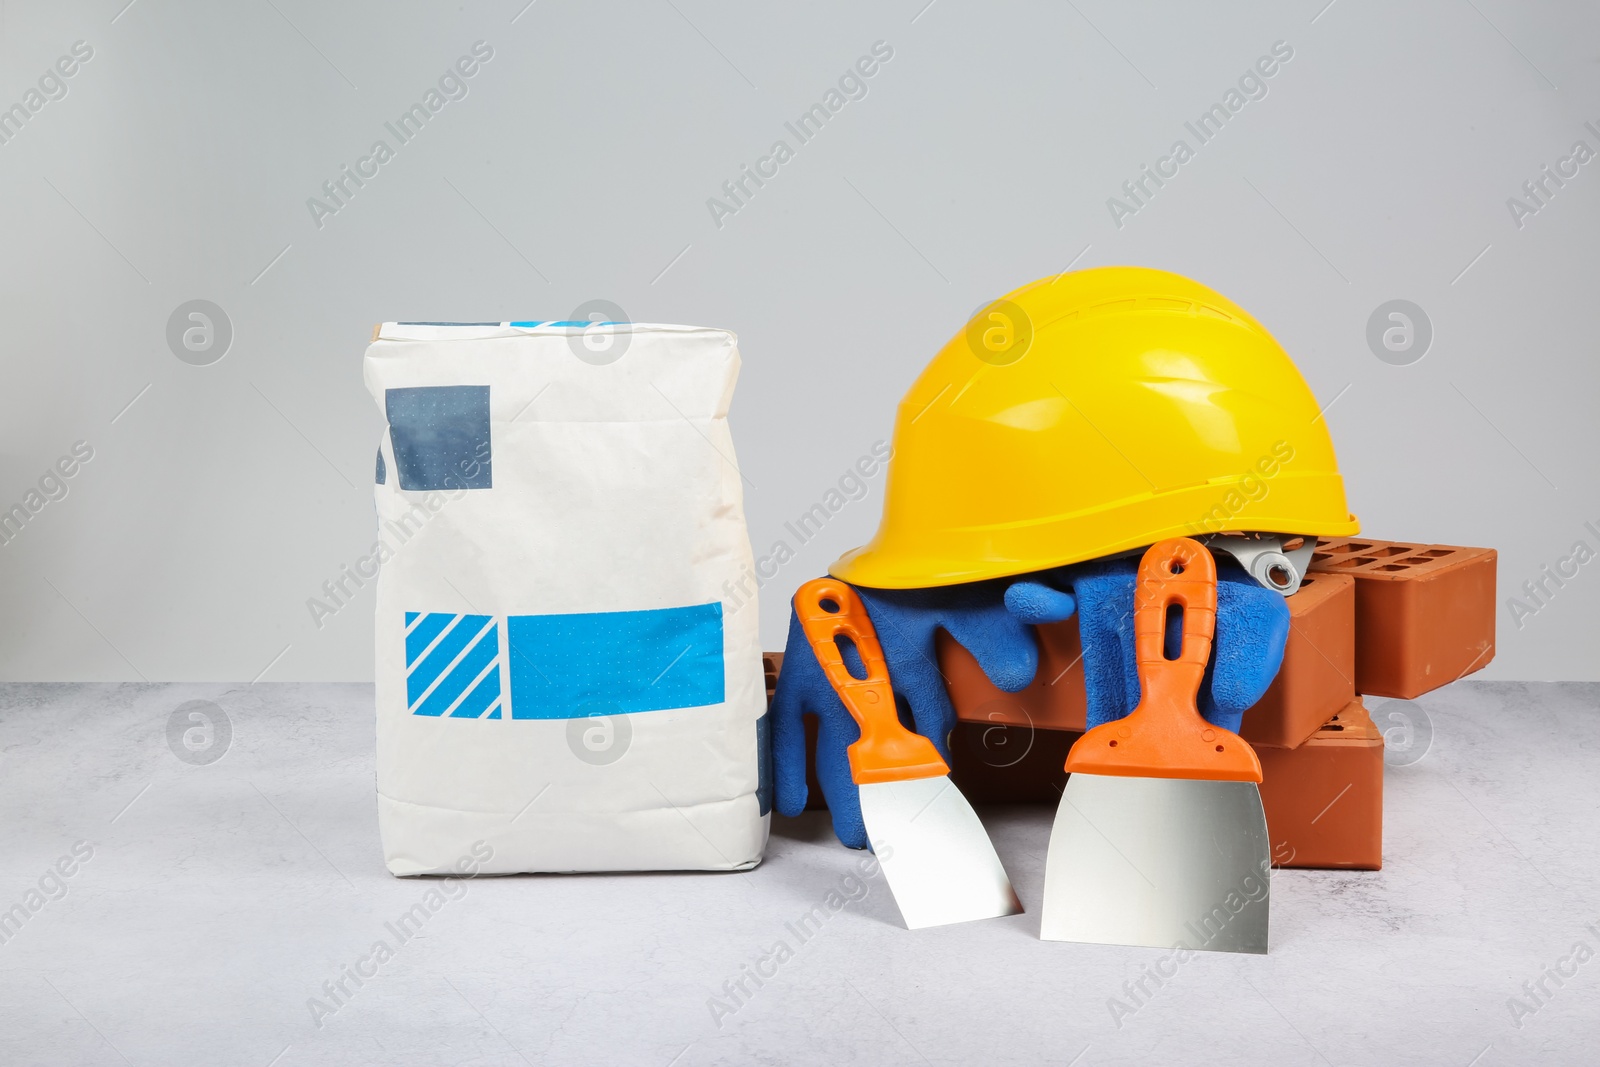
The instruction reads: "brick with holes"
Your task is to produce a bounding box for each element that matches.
[1309,538,1497,699]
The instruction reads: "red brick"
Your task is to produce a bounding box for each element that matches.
[762,652,782,707]
[1239,571,1355,748]
[1254,698,1384,870]
[1309,538,1496,699]
[947,721,1075,804]
[938,623,1086,732]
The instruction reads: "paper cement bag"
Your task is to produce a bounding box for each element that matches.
[364,321,769,875]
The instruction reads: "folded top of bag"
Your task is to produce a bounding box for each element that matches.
[372,321,735,343]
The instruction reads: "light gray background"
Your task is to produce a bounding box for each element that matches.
[2,0,1597,682]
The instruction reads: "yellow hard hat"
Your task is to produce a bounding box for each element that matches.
[831,266,1360,589]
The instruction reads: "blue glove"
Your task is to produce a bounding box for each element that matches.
[1020,554,1290,733]
[770,579,1071,849]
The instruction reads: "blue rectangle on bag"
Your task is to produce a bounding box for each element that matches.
[506,602,725,719]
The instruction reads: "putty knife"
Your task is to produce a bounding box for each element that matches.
[1040,538,1271,953]
[795,577,1022,930]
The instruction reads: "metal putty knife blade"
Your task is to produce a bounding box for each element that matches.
[860,775,1023,930]
[1040,774,1271,954]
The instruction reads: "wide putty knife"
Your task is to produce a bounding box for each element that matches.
[794,577,1022,930]
[1040,538,1271,953]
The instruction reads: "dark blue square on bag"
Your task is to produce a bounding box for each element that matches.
[385,385,492,491]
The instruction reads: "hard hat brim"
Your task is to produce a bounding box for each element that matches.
[831,474,1360,589]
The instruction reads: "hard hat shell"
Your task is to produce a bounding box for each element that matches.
[831,266,1360,589]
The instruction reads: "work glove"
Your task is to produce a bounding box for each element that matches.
[771,579,1067,849]
[1012,554,1290,733]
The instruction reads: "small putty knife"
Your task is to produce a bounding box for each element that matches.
[1040,538,1271,954]
[795,577,1022,930]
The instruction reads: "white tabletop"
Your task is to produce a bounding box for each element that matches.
[1,680,1593,1066]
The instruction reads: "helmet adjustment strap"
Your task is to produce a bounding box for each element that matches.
[1200,533,1316,596]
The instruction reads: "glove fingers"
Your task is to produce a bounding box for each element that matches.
[1118,622,1142,721]
[898,666,957,765]
[1072,567,1140,729]
[855,591,960,762]
[1203,574,1290,732]
[942,592,1040,693]
[813,712,869,849]
[770,608,826,819]
[1004,580,1077,625]
[769,665,812,819]
[1197,656,1228,730]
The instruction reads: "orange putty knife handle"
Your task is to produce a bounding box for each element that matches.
[794,577,950,785]
[1064,538,1262,783]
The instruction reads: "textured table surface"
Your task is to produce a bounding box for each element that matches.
[1,681,1596,1067]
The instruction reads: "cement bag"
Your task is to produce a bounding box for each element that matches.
[364,321,768,875]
